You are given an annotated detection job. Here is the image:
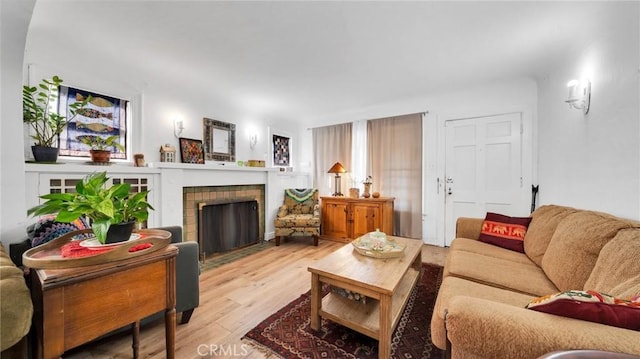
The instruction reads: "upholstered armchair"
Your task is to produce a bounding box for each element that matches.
[274,188,320,246]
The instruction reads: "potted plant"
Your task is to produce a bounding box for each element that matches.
[27,171,153,244]
[23,75,91,162]
[80,135,125,163]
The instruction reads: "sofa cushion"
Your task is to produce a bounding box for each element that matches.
[449,237,534,265]
[444,249,559,296]
[282,188,317,214]
[612,278,640,304]
[0,244,33,351]
[455,217,484,240]
[524,205,578,266]
[478,212,532,253]
[274,214,321,228]
[431,276,535,350]
[27,215,89,247]
[541,211,635,292]
[584,228,640,298]
[526,290,640,331]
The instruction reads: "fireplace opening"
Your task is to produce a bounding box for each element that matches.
[198,199,259,259]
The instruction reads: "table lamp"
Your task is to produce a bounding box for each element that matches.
[327,162,347,196]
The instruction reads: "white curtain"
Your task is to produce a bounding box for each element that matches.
[312,123,352,196]
[367,113,423,238]
[350,120,368,189]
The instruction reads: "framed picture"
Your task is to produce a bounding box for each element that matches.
[179,138,205,164]
[269,127,292,167]
[203,118,235,162]
[58,86,128,159]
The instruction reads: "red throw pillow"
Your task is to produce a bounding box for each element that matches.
[526,290,640,331]
[478,212,532,253]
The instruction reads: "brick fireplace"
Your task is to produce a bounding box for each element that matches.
[182,185,265,251]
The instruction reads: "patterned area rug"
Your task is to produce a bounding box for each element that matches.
[242,263,444,359]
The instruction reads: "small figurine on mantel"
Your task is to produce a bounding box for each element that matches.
[160,144,176,162]
[362,176,373,198]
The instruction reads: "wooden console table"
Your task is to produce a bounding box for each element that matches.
[321,196,394,242]
[29,244,178,359]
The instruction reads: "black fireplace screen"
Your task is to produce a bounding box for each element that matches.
[198,200,259,258]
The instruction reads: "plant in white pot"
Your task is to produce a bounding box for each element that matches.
[23,75,91,162]
[27,171,153,244]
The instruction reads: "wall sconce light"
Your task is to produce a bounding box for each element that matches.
[327,162,347,196]
[249,132,258,149]
[174,117,185,138]
[565,79,591,114]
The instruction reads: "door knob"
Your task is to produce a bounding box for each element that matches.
[448,187,452,195]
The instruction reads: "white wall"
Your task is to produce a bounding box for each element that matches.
[1,0,36,245]
[536,4,640,219]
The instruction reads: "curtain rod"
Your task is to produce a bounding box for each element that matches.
[306,110,429,130]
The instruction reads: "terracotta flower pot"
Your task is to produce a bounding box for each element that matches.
[90,149,111,163]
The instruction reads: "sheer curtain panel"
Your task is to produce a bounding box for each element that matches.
[312,123,352,196]
[367,113,423,238]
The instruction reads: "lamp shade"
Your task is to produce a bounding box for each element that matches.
[327,162,347,174]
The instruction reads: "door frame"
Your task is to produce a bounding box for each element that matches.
[428,106,536,247]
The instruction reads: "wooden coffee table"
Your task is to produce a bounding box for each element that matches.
[308,236,422,359]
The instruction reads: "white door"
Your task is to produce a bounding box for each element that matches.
[444,113,527,246]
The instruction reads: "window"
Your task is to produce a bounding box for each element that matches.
[57,86,129,160]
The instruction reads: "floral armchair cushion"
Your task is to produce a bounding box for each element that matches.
[275,189,320,236]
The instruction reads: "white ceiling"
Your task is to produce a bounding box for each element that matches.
[26,1,623,124]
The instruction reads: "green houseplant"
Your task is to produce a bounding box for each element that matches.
[23,75,91,162]
[27,171,153,244]
[80,135,125,163]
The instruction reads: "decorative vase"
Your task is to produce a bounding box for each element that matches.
[363,183,372,198]
[31,145,59,163]
[105,221,136,244]
[90,149,111,164]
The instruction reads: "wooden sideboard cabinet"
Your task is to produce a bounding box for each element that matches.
[320,196,394,242]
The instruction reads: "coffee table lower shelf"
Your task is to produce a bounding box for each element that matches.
[318,267,420,340]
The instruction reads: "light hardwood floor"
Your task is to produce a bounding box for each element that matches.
[64,239,448,359]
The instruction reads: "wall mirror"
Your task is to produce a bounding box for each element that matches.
[203,118,236,162]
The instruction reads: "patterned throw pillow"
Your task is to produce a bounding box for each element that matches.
[526,290,640,331]
[27,215,90,247]
[478,212,532,253]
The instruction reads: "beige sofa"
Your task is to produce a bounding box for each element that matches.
[0,243,33,358]
[431,204,640,358]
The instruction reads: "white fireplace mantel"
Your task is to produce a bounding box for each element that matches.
[24,162,310,241]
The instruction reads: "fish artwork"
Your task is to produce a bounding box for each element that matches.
[76,93,114,108]
[76,108,113,120]
[75,122,114,133]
